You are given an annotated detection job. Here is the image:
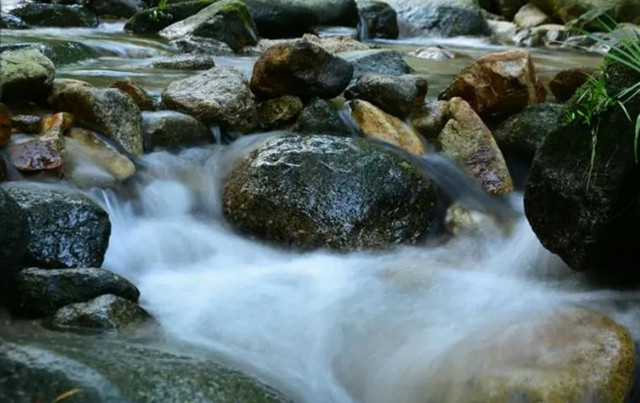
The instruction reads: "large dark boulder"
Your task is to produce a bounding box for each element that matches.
[223,134,438,250]
[141,110,212,151]
[0,189,29,276]
[0,48,55,104]
[10,3,99,28]
[356,0,398,39]
[3,184,111,269]
[124,0,217,34]
[524,59,640,281]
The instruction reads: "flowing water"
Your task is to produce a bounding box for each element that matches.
[3,17,639,402]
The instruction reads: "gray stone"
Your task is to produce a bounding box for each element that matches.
[0,188,28,275]
[3,183,111,269]
[344,73,427,118]
[0,49,55,103]
[290,98,353,135]
[356,0,398,39]
[257,95,304,129]
[170,35,235,56]
[514,3,551,29]
[338,49,412,81]
[142,110,212,151]
[10,3,99,28]
[152,54,216,70]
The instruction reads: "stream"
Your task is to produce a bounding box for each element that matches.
[3,14,639,403]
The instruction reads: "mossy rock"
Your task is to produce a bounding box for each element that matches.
[1,41,99,67]
[125,0,218,34]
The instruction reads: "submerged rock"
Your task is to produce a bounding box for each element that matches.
[250,41,353,99]
[439,49,546,121]
[160,0,259,52]
[344,73,428,119]
[349,100,426,155]
[438,97,512,195]
[223,134,437,250]
[5,267,139,317]
[338,49,412,81]
[162,66,257,133]
[0,188,29,274]
[141,110,212,151]
[10,3,99,28]
[289,98,352,135]
[356,0,398,39]
[549,67,596,102]
[151,54,216,70]
[49,85,143,156]
[3,183,111,269]
[110,78,155,110]
[257,95,304,129]
[0,49,55,103]
[0,328,290,402]
[50,294,155,335]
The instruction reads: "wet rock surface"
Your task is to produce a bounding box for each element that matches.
[141,110,212,151]
[0,49,55,103]
[109,78,155,110]
[257,95,304,129]
[0,188,29,274]
[338,49,412,81]
[289,98,353,135]
[10,3,99,28]
[356,0,398,39]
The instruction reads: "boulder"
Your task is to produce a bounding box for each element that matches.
[531,0,640,25]
[5,267,139,317]
[77,0,147,19]
[493,103,564,161]
[0,188,29,274]
[152,54,216,70]
[65,127,137,181]
[242,0,358,38]
[223,134,437,250]
[438,97,513,195]
[344,73,428,119]
[310,26,358,39]
[124,0,217,34]
[250,41,353,100]
[141,110,212,151]
[411,99,448,139]
[47,78,93,104]
[338,49,412,81]
[257,95,304,129]
[3,183,111,269]
[0,12,29,29]
[170,35,235,55]
[356,0,398,39]
[489,0,528,20]
[0,49,55,104]
[514,3,551,29]
[110,78,155,110]
[384,0,490,37]
[439,49,547,121]
[549,67,597,102]
[409,45,456,60]
[162,67,257,133]
[0,328,290,402]
[242,34,369,56]
[159,0,259,53]
[11,115,41,134]
[49,85,143,156]
[0,41,99,67]
[426,310,635,402]
[524,59,640,279]
[290,98,353,135]
[50,294,155,335]
[487,20,518,45]
[9,3,99,28]
[349,99,426,155]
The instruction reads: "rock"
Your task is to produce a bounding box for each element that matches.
[493,103,564,161]
[0,41,99,67]
[428,310,635,402]
[0,328,290,402]
[9,3,99,28]
[5,267,139,317]
[514,3,551,29]
[243,0,358,38]
[0,158,5,182]
[524,60,640,278]
[170,35,235,56]
[9,113,68,176]
[50,294,154,335]
[124,0,217,34]
[49,85,143,156]
[385,0,490,37]
[47,78,93,104]
[162,67,257,133]
[0,49,55,104]
[66,127,136,181]
[350,100,426,155]
[141,110,212,151]
[490,0,528,20]
[223,134,437,250]
[110,78,155,110]
[487,20,518,45]
[0,188,29,275]
[250,41,353,100]
[439,49,547,121]
[438,97,512,195]
[3,183,111,269]
[409,46,456,60]
[159,0,259,53]
[338,49,412,81]
[152,54,216,70]
[549,67,597,102]
[257,95,304,129]
[411,99,448,139]
[514,23,569,48]
[0,104,12,146]
[0,12,29,29]
[290,98,352,135]
[310,26,358,39]
[531,0,640,25]
[344,73,428,119]
[11,115,42,134]
[356,0,398,39]
[241,34,369,56]
[79,0,147,19]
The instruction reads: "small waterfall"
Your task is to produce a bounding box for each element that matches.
[357,12,370,41]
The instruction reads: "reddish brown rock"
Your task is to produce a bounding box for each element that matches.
[439,49,546,120]
[110,78,155,110]
[40,112,73,135]
[549,67,596,102]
